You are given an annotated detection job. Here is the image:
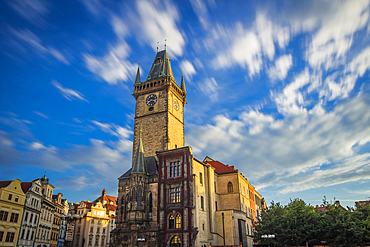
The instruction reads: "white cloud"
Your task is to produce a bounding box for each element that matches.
[10,28,69,65]
[189,0,210,29]
[33,111,49,119]
[52,81,89,102]
[272,68,310,116]
[307,0,369,70]
[8,0,49,25]
[197,77,219,101]
[136,0,185,57]
[187,94,370,195]
[213,13,291,77]
[30,142,46,150]
[267,54,293,81]
[180,60,196,81]
[84,41,136,85]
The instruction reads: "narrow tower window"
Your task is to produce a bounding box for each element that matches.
[228,182,233,193]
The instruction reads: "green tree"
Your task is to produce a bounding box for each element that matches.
[253,198,370,247]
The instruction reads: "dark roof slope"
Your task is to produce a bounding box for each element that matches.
[0,181,12,189]
[119,156,158,179]
[145,49,174,82]
[21,182,32,193]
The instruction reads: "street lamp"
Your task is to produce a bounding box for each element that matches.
[261,234,275,247]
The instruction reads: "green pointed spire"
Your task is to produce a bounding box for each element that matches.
[181,71,186,93]
[135,62,141,84]
[132,126,147,174]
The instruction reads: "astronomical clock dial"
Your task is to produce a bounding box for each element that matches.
[173,98,179,111]
[146,94,157,106]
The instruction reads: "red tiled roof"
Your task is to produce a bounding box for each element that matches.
[21,182,32,193]
[205,160,238,174]
[356,200,370,207]
[93,195,117,207]
[107,204,116,211]
[0,181,12,189]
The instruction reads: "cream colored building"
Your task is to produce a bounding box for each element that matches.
[35,174,55,247]
[0,179,26,247]
[18,179,43,247]
[70,190,117,247]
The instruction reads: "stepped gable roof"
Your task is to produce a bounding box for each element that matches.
[21,182,32,193]
[145,49,174,82]
[204,159,238,174]
[118,156,158,179]
[0,181,12,188]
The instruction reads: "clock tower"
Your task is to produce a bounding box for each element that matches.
[132,48,186,158]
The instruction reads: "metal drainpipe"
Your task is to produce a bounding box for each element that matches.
[222,212,225,246]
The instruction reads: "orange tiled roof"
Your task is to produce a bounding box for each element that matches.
[93,195,117,207]
[205,160,238,174]
[106,204,116,211]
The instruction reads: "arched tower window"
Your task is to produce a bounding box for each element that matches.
[169,215,175,229]
[149,193,153,213]
[228,182,233,193]
[175,214,181,229]
[170,236,181,247]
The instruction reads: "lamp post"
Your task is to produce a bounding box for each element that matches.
[261,234,275,247]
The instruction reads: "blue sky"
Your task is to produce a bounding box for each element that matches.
[1,0,370,207]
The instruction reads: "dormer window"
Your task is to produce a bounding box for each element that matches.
[154,58,162,64]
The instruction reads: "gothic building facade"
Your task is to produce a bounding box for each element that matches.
[112,49,265,247]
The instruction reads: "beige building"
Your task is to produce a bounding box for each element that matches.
[70,190,117,247]
[18,179,43,247]
[35,173,55,247]
[0,179,26,247]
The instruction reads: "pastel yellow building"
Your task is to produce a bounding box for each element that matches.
[0,179,26,246]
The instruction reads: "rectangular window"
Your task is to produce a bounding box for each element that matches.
[201,196,204,210]
[95,236,99,246]
[215,201,218,211]
[101,237,105,246]
[5,232,15,242]
[9,213,19,223]
[8,194,12,200]
[26,230,30,240]
[15,196,19,202]
[34,215,37,224]
[170,187,181,203]
[21,229,25,239]
[90,227,93,232]
[31,230,34,240]
[0,231,3,242]
[102,228,105,234]
[25,212,28,222]
[0,211,8,221]
[89,236,92,245]
[96,227,100,233]
[199,172,203,185]
[77,226,81,233]
[214,181,216,192]
[169,161,181,177]
[30,213,33,223]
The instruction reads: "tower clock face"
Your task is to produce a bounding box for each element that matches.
[173,98,179,111]
[146,94,157,106]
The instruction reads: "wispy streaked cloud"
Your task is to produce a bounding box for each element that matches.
[52,81,89,102]
[9,28,69,65]
[33,111,49,119]
[180,60,196,81]
[267,54,293,82]
[8,0,50,26]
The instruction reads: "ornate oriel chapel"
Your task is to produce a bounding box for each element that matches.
[111,48,265,247]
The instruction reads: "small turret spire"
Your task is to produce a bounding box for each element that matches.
[135,62,141,84]
[132,125,147,174]
[181,70,186,93]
